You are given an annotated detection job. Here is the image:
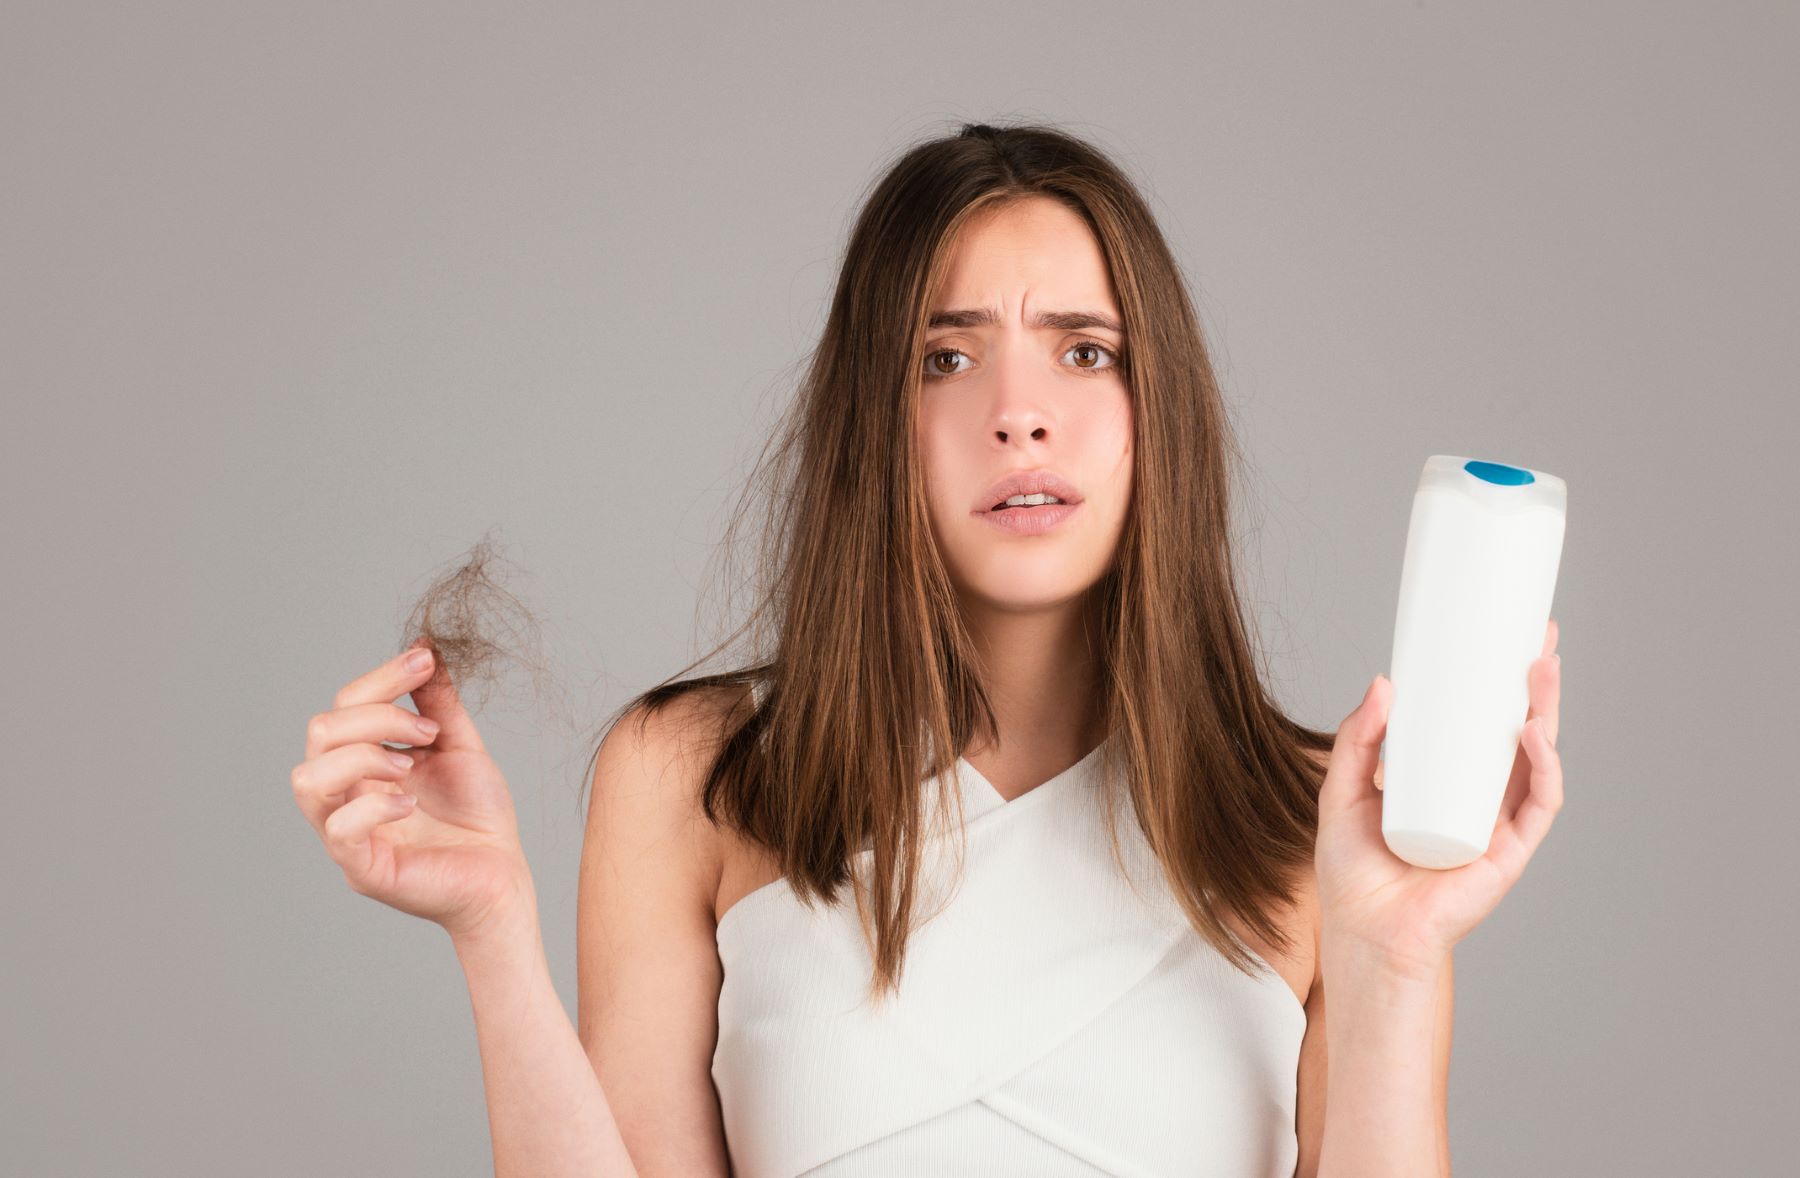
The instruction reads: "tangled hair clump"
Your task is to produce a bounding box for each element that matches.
[395,528,574,734]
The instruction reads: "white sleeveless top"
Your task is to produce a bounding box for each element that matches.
[711,720,1308,1178]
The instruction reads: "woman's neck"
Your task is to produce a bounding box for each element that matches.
[960,595,1107,774]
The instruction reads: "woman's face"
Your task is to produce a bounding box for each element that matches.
[916,195,1133,611]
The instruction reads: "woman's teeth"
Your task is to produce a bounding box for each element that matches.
[994,493,1064,510]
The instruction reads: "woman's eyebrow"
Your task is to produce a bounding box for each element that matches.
[927,307,1123,333]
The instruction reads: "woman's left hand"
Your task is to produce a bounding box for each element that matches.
[1313,618,1564,980]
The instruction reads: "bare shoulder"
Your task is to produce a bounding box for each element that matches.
[576,684,746,1177]
[594,682,745,789]
[585,685,749,887]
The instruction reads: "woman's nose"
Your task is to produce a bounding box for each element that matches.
[986,347,1055,443]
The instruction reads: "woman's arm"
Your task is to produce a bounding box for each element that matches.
[1314,944,1453,1178]
[452,686,737,1178]
[574,694,734,1175]
[453,892,641,1178]
[1312,633,1562,1176]
[291,646,645,1175]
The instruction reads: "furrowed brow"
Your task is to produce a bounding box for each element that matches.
[927,307,1123,333]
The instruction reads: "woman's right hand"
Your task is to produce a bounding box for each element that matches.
[292,643,535,942]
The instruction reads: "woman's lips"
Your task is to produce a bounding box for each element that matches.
[975,501,1080,535]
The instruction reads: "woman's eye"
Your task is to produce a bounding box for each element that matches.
[924,348,972,378]
[921,341,1123,380]
[1064,341,1120,371]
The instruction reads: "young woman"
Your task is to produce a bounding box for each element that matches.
[292,123,1564,1177]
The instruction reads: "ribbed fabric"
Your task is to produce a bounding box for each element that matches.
[711,725,1308,1178]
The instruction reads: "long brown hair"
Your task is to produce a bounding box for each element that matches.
[580,120,1336,1003]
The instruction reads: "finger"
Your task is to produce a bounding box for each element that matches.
[1483,716,1563,883]
[1509,716,1563,853]
[329,643,440,717]
[1527,653,1561,749]
[1319,674,1390,821]
[407,656,487,754]
[305,700,443,762]
[1542,616,1559,659]
[321,789,418,892]
[292,743,416,834]
[1497,659,1559,826]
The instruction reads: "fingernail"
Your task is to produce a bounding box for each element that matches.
[387,751,414,771]
[396,793,417,808]
[405,648,432,672]
[415,716,440,737]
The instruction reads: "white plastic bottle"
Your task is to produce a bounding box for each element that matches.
[1380,455,1568,869]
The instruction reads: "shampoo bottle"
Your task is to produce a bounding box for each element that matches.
[1381,455,1567,869]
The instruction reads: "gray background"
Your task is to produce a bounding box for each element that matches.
[5,2,1794,1174]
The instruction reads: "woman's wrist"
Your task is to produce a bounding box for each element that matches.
[448,873,543,958]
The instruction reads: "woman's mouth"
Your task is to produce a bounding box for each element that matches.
[977,501,1081,535]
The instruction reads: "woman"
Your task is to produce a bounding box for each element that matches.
[291,122,1564,1177]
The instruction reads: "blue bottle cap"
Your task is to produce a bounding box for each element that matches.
[1463,459,1535,486]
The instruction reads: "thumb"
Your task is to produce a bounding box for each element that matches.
[406,650,488,753]
[1318,673,1390,821]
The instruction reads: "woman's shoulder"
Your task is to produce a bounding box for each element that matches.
[599,678,762,786]
[587,682,755,905]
